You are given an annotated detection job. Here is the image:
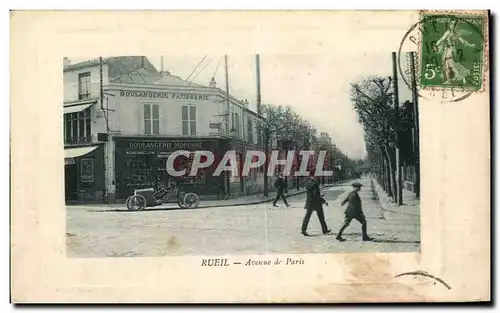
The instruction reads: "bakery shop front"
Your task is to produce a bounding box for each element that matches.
[114,136,231,201]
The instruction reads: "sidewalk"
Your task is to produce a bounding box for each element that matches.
[334,177,421,248]
[67,183,337,211]
[371,177,420,219]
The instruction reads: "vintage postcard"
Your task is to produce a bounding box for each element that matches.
[10,10,490,303]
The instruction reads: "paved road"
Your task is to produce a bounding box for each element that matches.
[66,182,420,257]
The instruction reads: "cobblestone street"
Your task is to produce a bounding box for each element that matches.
[66,180,420,257]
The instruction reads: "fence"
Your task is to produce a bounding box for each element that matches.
[402,165,417,193]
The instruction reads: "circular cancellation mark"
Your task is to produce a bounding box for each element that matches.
[397,12,487,103]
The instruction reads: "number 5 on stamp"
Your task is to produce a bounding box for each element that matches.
[419,13,486,91]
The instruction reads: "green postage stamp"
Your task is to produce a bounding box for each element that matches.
[419,12,487,91]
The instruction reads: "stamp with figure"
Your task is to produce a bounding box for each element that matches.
[419,12,487,91]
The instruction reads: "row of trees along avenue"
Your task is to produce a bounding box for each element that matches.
[259,103,360,197]
[350,68,420,204]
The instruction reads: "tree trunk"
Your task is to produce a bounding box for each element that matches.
[380,157,386,191]
[378,151,388,193]
[296,151,300,190]
[383,144,395,199]
[384,158,392,197]
[382,157,388,192]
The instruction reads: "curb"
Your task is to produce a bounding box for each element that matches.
[372,179,394,212]
[198,190,308,208]
[189,184,340,208]
[83,184,337,212]
[172,184,338,209]
[370,178,420,217]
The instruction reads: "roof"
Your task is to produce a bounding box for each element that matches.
[111,68,162,84]
[154,73,205,87]
[63,56,159,81]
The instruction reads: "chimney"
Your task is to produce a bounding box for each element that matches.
[209,77,217,88]
[63,57,71,67]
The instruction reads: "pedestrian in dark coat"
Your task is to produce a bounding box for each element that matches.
[336,182,373,242]
[273,174,290,207]
[301,171,331,236]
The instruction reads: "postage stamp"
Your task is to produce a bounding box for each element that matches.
[418,12,487,91]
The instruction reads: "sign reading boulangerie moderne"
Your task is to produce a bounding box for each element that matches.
[120,90,210,101]
[126,140,207,151]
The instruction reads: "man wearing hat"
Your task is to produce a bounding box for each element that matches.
[301,170,331,236]
[273,173,290,207]
[336,182,374,242]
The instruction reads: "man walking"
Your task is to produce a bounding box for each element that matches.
[336,182,374,242]
[301,171,331,236]
[273,174,290,207]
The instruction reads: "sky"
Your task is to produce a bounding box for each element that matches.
[69,53,413,159]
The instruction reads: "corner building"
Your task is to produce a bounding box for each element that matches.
[63,56,265,203]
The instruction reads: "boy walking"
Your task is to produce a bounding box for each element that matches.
[336,182,373,242]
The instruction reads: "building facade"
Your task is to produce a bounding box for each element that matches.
[63,56,265,203]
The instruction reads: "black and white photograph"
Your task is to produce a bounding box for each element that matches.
[11,9,491,303]
[64,53,421,257]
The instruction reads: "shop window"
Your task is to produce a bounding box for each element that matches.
[124,153,154,188]
[64,108,92,144]
[78,72,91,100]
[144,103,160,135]
[182,105,197,136]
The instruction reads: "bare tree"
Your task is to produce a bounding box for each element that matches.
[350,76,397,199]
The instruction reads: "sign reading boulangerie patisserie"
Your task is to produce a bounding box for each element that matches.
[120,90,210,100]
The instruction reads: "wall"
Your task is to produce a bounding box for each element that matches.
[63,64,109,103]
[104,84,260,139]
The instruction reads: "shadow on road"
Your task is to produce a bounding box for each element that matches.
[306,232,385,238]
[89,207,193,213]
[305,233,420,244]
[372,239,421,244]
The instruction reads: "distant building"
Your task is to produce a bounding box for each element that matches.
[63,56,263,203]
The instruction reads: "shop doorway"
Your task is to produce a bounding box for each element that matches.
[65,163,78,200]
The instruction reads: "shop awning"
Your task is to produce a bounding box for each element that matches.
[63,102,95,114]
[65,146,99,159]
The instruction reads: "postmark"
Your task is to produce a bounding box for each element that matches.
[398,11,489,102]
[395,270,452,290]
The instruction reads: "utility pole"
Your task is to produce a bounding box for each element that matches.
[256,54,262,130]
[255,54,268,197]
[224,55,231,134]
[99,57,108,203]
[392,52,403,205]
[409,52,420,199]
[224,55,230,197]
[99,57,104,112]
